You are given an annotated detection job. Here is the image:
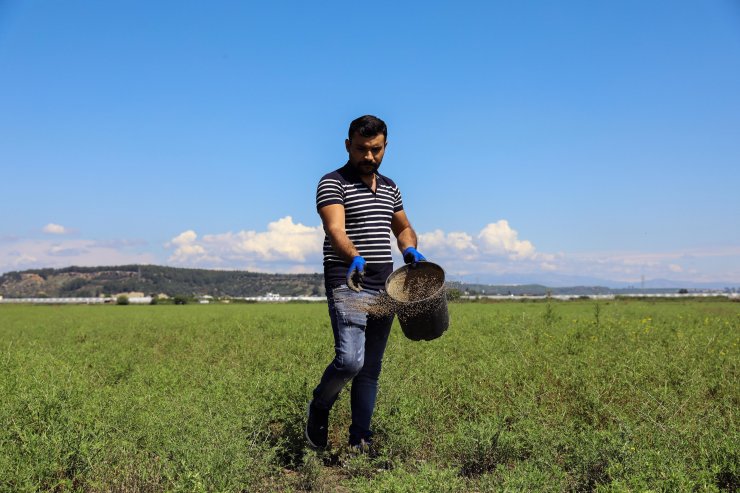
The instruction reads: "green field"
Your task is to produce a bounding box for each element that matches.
[1,300,737,492]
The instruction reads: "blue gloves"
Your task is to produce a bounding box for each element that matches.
[346,249,424,290]
[403,246,426,265]
[346,256,366,291]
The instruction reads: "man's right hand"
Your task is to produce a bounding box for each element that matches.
[346,256,366,291]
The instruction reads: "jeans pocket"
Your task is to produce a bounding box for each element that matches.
[332,285,368,327]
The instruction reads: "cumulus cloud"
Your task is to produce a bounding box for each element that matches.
[478,220,536,259]
[541,262,558,271]
[166,230,213,264]
[0,239,156,273]
[544,249,740,284]
[170,230,197,246]
[42,223,68,235]
[410,220,569,282]
[4,216,737,283]
[417,230,477,259]
[418,220,548,264]
[205,216,324,262]
[410,222,740,283]
[161,217,558,276]
[166,216,325,270]
[9,253,37,266]
[49,246,89,257]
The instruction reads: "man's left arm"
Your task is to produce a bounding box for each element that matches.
[392,210,426,264]
[391,210,417,251]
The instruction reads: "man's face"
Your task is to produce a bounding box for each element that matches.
[345,132,387,176]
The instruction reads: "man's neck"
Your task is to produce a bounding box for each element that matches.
[361,173,376,192]
[345,162,377,191]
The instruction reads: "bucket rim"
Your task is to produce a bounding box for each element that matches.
[384,261,446,306]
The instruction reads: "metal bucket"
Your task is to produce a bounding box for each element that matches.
[385,262,449,341]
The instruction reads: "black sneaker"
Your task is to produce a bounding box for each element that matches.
[305,400,329,449]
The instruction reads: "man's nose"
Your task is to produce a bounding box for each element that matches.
[364,150,374,161]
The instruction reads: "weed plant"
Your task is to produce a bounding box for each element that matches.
[0,301,737,491]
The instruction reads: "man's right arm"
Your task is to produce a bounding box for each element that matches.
[319,204,359,263]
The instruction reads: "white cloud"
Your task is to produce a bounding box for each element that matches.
[170,230,198,246]
[478,220,535,259]
[205,216,324,262]
[4,217,738,283]
[43,223,68,235]
[11,254,37,266]
[417,230,477,259]
[0,239,155,273]
[418,220,548,265]
[541,249,740,284]
[412,220,567,282]
[166,216,325,270]
[541,262,558,271]
[410,222,740,284]
[166,230,216,265]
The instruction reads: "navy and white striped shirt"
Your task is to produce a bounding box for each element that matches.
[316,163,404,290]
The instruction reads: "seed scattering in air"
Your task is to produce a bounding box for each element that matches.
[345,263,447,318]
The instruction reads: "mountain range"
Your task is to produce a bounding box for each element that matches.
[1,265,736,299]
[451,272,739,290]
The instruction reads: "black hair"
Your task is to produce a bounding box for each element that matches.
[348,115,387,142]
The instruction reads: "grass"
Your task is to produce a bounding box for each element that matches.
[0,300,737,492]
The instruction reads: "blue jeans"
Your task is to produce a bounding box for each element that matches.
[312,285,394,444]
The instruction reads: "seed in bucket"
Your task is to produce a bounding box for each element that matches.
[386,266,444,302]
[385,262,450,341]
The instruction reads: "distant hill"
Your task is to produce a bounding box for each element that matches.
[1,265,733,299]
[0,265,325,298]
[448,282,712,296]
[457,273,740,290]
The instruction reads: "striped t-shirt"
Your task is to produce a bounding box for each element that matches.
[316,163,404,290]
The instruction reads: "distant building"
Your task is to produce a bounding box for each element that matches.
[115,292,145,298]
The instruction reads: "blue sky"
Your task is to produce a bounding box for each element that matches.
[1,1,739,285]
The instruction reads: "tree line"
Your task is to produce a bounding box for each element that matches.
[0,265,326,298]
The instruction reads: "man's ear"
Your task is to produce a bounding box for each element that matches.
[345,138,351,152]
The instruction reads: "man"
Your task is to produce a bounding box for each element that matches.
[306,115,426,450]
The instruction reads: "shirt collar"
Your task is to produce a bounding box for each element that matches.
[342,161,383,184]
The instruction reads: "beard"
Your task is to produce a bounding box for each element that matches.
[354,160,379,176]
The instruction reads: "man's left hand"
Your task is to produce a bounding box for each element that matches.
[402,246,426,265]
